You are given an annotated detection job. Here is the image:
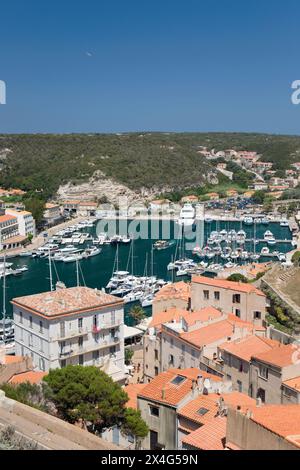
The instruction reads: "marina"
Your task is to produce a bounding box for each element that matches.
[0,217,294,326]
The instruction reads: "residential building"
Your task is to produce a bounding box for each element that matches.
[281,376,300,404]
[137,368,224,450]
[250,343,300,404]
[218,335,280,395]
[43,203,62,226]
[226,404,300,450]
[178,391,255,450]
[152,281,190,317]
[6,209,36,237]
[12,285,125,382]
[77,201,98,217]
[0,214,26,250]
[150,199,171,214]
[191,275,267,325]
[250,181,269,191]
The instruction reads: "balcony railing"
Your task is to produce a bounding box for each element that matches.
[53,327,89,341]
[58,337,120,359]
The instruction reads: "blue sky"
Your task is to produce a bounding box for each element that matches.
[1,0,300,134]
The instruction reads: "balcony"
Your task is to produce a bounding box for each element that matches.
[55,327,89,341]
[58,337,120,359]
[92,325,101,334]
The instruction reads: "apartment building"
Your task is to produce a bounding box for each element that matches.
[250,343,300,404]
[43,203,62,226]
[178,391,255,450]
[0,214,25,250]
[152,281,190,317]
[6,209,36,238]
[191,275,267,325]
[218,335,280,395]
[12,285,125,382]
[137,368,224,450]
[226,404,300,450]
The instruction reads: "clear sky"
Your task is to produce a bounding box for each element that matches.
[1,0,300,134]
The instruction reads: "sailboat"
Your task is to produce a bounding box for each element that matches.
[0,256,15,355]
[250,221,260,261]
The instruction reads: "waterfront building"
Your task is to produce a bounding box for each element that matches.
[43,203,62,226]
[12,285,125,382]
[152,281,191,317]
[191,275,267,326]
[0,214,26,250]
[6,209,36,238]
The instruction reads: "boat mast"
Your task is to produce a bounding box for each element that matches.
[131,238,134,276]
[2,254,6,344]
[48,249,53,291]
[76,259,80,287]
[151,245,154,279]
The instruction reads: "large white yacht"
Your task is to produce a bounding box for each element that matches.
[177,204,196,227]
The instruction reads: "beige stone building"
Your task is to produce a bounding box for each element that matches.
[152,281,190,317]
[191,275,267,325]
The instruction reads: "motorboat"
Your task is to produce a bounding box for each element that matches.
[82,247,102,258]
[204,216,214,223]
[243,216,254,225]
[62,253,84,263]
[261,247,270,256]
[154,240,172,250]
[280,220,289,227]
[177,204,196,227]
[267,237,276,246]
[19,251,33,257]
[264,230,274,241]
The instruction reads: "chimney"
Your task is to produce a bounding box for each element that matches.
[256,397,262,407]
[162,387,166,400]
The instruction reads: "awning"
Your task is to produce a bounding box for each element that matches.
[124,325,144,340]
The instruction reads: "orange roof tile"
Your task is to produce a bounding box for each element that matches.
[182,416,227,450]
[252,343,297,368]
[219,336,279,362]
[192,275,266,297]
[0,214,17,223]
[283,376,300,392]
[12,286,123,318]
[137,368,220,407]
[154,281,190,302]
[150,306,223,329]
[150,307,189,328]
[2,355,24,365]
[9,371,47,385]
[248,404,300,444]
[124,384,147,409]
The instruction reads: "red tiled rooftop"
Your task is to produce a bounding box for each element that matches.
[192,275,266,297]
[2,355,24,365]
[154,281,190,302]
[283,376,300,392]
[150,306,223,329]
[219,336,279,362]
[9,371,47,385]
[182,416,227,450]
[124,384,147,409]
[0,214,17,223]
[137,368,220,407]
[12,286,123,318]
[252,343,297,368]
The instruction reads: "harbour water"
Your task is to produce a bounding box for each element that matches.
[0,219,293,325]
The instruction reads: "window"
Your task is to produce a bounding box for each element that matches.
[239,361,244,373]
[20,329,24,342]
[170,338,174,349]
[93,350,100,361]
[155,367,159,376]
[60,322,65,338]
[192,349,196,358]
[233,294,241,304]
[149,406,160,417]
[226,374,232,381]
[237,380,242,393]
[79,354,84,365]
[78,336,83,348]
[259,365,268,380]
[203,290,209,300]
[197,407,209,416]
[181,344,185,354]
[39,358,45,372]
[29,316,33,329]
[111,310,116,325]
[257,388,266,403]
[235,309,241,318]
[19,312,23,324]
[254,311,261,320]
[155,349,158,360]
[78,318,83,330]
[171,375,186,386]
[61,359,66,368]
[93,315,98,327]
[29,334,33,347]
[169,354,174,366]
[110,346,116,355]
[39,321,43,334]
[214,291,220,301]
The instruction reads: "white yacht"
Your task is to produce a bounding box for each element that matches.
[177,204,196,227]
[280,220,289,227]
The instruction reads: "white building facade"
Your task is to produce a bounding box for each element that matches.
[12,286,125,382]
[6,209,36,237]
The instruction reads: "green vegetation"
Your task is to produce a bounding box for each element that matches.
[125,348,134,365]
[0,426,38,450]
[252,190,268,205]
[227,273,249,283]
[43,366,148,441]
[262,285,300,334]
[1,382,49,412]
[292,251,300,266]
[121,408,149,449]
[129,305,146,325]
[24,196,45,226]
[0,132,300,199]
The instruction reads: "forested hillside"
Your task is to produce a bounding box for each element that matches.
[0,132,299,199]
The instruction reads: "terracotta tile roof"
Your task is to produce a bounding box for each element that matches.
[219,336,279,362]
[192,275,266,297]
[12,286,123,318]
[180,318,252,349]
[137,368,220,407]
[252,343,297,368]
[2,355,24,365]
[178,392,255,425]
[248,404,300,445]
[283,376,300,392]
[182,416,227,450]
[124,384,147,409]
[150,306,222,329]
[9,371,47,385]
[154,281,190,302]
[0,214,17,223]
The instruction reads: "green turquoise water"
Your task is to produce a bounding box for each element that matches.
[1,219,292,325]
